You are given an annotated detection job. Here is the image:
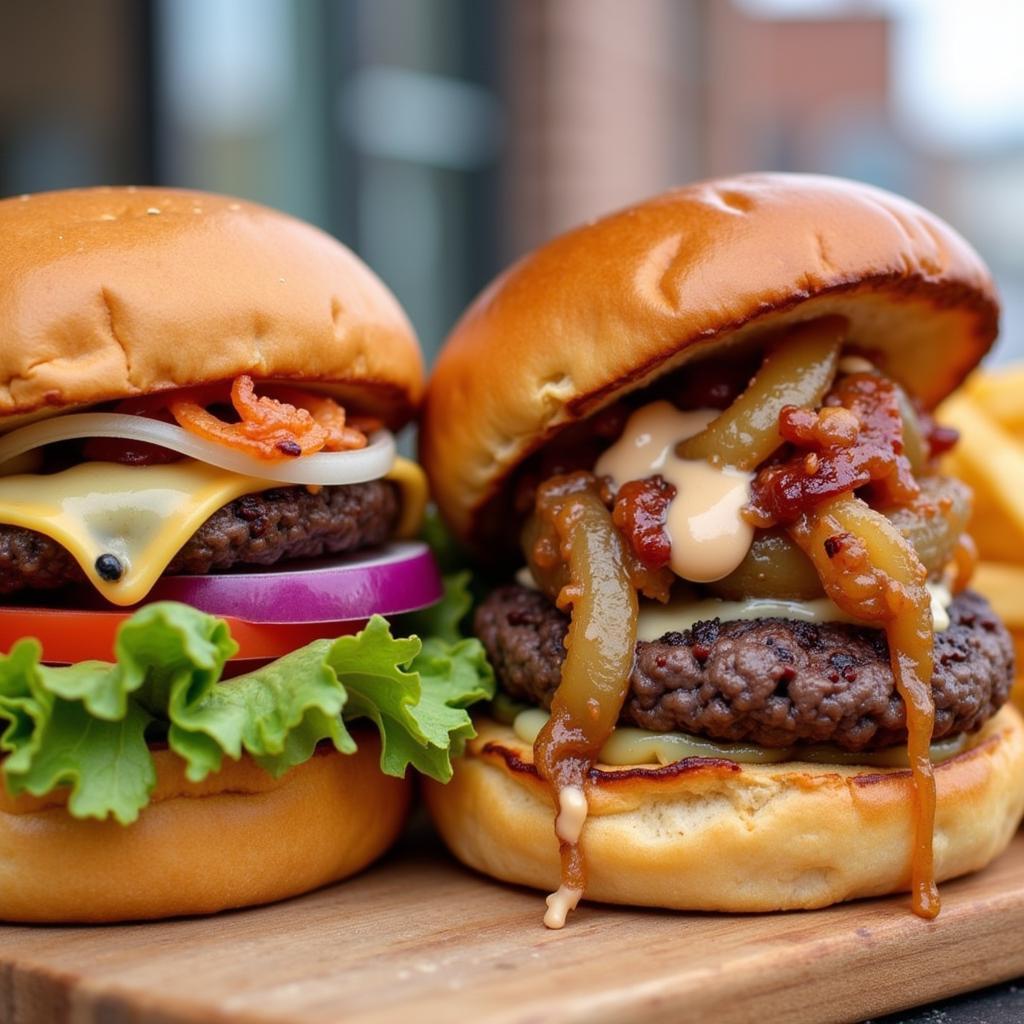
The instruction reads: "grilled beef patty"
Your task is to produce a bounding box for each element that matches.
[476,584,1014,752]
[0,480,400,594]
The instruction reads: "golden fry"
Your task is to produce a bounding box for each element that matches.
[937,393,1024,563]
[965,366,1024,433]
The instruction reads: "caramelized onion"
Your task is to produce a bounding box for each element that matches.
[789,494,938,918]
[528,473,639,928]
[709,528,823,600]
[950,533,978,593]
[0,412,395,486]
[714,476,972,600]
[676,317,844,469]
[895,385,929,475]
[884,476,973,574]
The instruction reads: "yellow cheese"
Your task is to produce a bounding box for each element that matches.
[386,456,428,538]
[0,461,274,606]
[634,582,954,640]
[511,707,970,769]
[0,454,426,608]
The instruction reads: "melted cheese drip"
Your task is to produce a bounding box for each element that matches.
[0,455,424,607]
[635,581,953,641]
[0,461,273,606]
[386,456,428,538]
[515,566,953,636]
[512,707,970,769]
[595,401,754,582]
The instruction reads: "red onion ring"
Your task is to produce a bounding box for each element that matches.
[70,541,443,623]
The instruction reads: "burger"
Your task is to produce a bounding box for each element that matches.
[0,187,492,923]
[419,173,1024,928]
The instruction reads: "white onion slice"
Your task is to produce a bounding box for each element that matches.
[0,413,396,485]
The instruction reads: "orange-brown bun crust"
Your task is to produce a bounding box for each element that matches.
[0,188,423,429]
[0,734,410,923]
[424,707,1024,912]
[420,173,998,547]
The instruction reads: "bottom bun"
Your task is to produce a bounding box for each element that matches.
[424,706,1024,912]
[0,731,410,922]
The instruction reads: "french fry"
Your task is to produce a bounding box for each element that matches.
[965,366,1024,434]
[937,392,1024,563]
[939,383,1024,707]
[971,563,1024,629]
[970,563,1024,707]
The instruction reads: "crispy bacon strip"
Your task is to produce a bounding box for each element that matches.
[162,376,375,461]
[747,373,919,526]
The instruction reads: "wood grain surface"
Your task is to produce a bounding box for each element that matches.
[1,825,1023,1024]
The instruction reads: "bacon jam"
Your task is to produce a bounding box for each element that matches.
[518,317,971,926]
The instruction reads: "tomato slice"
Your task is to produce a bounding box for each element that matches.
[0,607,367,665]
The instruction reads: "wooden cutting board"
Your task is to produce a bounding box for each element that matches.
[2,825,1023,1024]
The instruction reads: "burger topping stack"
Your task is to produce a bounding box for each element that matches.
[0,187,495,922]
[515,315,969,923]
[421,174,1021,930]
[0,373,422,605]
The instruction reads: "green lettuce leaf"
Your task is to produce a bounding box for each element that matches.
[0,640,154,824]
[0,599,494,823]
[402,571,475,645]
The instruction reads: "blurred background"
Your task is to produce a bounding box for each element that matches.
[2,0,1022,365]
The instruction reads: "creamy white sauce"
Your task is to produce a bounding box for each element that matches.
[663,462,754,582]
[515,565,540,590]
[554,785,589,845]
[838,355,876,374]
[595,401,754,583]
[594,402,716,485]
[543,884,583,930]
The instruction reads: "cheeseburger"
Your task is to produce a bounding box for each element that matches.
[420,173,1024,928]
[0,187,491,922]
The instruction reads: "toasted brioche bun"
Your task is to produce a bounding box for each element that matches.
[424,707,1024,912]
[0,187,422,428]
[0,734,410,923]
[421,173,998,548]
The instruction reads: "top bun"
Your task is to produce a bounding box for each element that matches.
[0,187,423,428]
[421,173,999,546]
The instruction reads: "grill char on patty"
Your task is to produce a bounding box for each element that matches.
[476,584,1014,752]
[0,480,400,594]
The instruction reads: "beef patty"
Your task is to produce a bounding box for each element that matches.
[0,480,400,594]
[476,584,1014,752]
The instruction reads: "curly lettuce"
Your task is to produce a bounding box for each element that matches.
[0,589,493,824]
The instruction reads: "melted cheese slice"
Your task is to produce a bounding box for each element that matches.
[0,455,428,608]
[0,461,274,606]
[511,707,970,769]
[635,582,954,641]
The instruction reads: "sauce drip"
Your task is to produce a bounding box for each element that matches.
[789,494,939,917]
[526,473,639,929]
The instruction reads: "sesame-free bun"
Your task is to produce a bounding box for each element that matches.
[0,187,422,428]
[421,173,999,546]
[423,707,1024,912]
[0,735,411,923]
